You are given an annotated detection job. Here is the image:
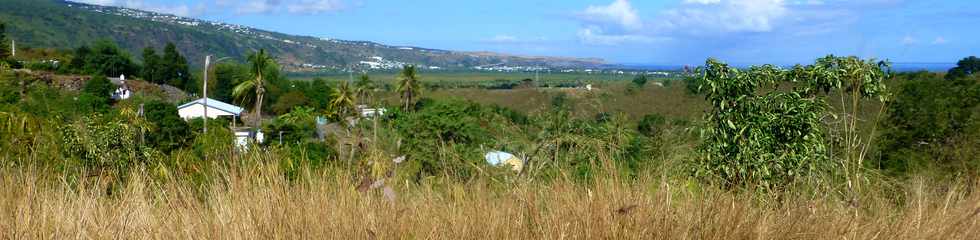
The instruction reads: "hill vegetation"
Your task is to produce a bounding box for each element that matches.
[0,0,606,71]
[1,22,979,238]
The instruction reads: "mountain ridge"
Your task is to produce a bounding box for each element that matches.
[0,0,608,71]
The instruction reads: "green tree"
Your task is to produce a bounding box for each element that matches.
[68,40,138,77]
[947,56,980,80]
[144,100,191,153]
[68,46,91,71]
[213,62,248,103]
[83,75,115,97]
[304,78,332,110]
[161,43,190,90]
[271,90,311,115]
[233,49,275,129]
[355,74,375,105]
[691,56,889,191]
[632,74,648,87]
[0,21,9,60]
[879,73,980,175]
[330,81,356,121]
[78,75,115,113]
[396,65,421,111]
[394,99,492,179]
[140,47,162,84]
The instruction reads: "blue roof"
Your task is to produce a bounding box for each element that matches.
[177,98,244,116]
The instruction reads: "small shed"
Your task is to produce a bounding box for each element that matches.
[177,98,244,120]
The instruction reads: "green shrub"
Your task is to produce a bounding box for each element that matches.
[632,75,648,87]
[144,100,191,153]
[637,113,667,137]
[879,73,980,176]
[393,99,494,179]
[691,56,889,191]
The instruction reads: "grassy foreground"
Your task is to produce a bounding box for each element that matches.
[3,161,978,239]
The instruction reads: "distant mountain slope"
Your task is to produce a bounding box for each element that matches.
[0,0,606,71]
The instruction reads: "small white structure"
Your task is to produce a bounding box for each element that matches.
[177,98,244,120]
[234,130,252,150]
[361,108,387,118]
[233,128,265,150]
[110,74,132,100]
[357,105,387,118]
[485,151,524,172]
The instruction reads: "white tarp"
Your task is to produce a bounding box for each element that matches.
[485,151,523,172]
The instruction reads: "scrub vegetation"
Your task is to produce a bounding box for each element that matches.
[1,26,979,238]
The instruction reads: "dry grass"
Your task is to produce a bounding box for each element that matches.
[2,165,978,240]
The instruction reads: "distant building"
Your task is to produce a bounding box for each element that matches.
[176,97,244,120]
[357,105,387,118]
[109,74,131,100]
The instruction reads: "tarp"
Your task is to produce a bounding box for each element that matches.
[485,151,524,172]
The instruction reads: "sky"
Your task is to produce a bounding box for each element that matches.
[75,0,979,65]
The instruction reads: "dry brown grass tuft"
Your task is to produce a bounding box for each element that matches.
[2,167,978,239]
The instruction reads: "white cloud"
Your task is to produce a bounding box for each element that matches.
[579,0,643,30]
[286,0,344,14]
[683,0,722,4]
[577,27,662,45]
[932,37,948,45]
[236,0,274,14]
[572,0,794,46]
[659,0,788,33]
[236,0,345,14]
[483,35,549,44]
[487,35,519,43]
[74,0,200,16]
[901,35,918,45]
[76,0,347,16]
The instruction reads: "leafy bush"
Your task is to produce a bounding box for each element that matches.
[60,114,155,172]
[691,56,889,191]
[879,73,980,176]
[83,75,115,97]
[144,100,191,153]
[393,99,494,179]
[632,75,648,87]
[637,113,667,137]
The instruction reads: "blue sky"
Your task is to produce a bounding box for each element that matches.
[76,0,978,65]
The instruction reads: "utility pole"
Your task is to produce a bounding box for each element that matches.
[203,55,210,133]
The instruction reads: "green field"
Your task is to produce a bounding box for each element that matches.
[294,71,678,88]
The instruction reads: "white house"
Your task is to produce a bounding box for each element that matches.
[177,98,244,120]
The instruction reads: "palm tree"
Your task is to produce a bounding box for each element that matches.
[396,65,420,111]
[354,74,374,105]
[232,49,274,128]
[331,81,357,121]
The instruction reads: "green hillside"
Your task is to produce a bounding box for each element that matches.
[0,0,606,71]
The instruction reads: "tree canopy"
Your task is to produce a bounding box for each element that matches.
[947,56,980,80]
[67,40,138,77]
